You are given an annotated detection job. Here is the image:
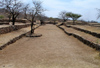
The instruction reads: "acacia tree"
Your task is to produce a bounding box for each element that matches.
[0,0,23,25]
[66,12,81,25]
[59,11,69,25]
[26,0,44,35]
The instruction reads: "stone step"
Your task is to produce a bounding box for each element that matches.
[0,24,31,35]
[0,25,40,50]
[66,25,100,38]
[57,25,100,50]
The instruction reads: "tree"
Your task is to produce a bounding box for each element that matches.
[49,17,53,22]
[66,12,81,25]
[37,13,46,25]
[26,0,44,35]
[23,4,29,19]
[52,18,57,25]
[7,14,11,22]
[59,11,69,25]
[0,0,23,25]
[97,9,100,19]
[49,17,57,24]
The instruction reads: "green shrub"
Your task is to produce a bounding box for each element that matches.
[0,15,4,19]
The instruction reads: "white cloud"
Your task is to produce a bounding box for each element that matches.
[22,0,100,22]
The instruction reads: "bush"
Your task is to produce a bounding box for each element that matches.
[0,15,4,19]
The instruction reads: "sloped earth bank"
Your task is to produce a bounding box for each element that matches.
[60,25,100,45]
[70,25,100,33]
[0,24,100,68]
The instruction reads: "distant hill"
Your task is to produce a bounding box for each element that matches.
[0,9,60,22]
[0,8,5,13]
[0,8,24,19]
[0,9,7,17]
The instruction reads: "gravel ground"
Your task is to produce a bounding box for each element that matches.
[0,24,100,68]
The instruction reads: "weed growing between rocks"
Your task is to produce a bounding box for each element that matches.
[96,39,100,44]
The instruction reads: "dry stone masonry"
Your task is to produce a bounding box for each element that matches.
[0,24,31,34]
[57,25,100,51]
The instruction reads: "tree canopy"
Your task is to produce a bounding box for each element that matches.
[66,12,81,24]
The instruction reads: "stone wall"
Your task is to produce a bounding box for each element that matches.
[0,25,40,50]
[0,19,28,23]
[0,24,31,34]
[57,25,100,51]
[65,25,100,38]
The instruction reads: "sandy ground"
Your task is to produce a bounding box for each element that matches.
[0,26,31,46]
[0,25,39,46]
[0,24,100,68]
[0,25,9,28]
[70,25,100,33]
[60,25,100,44]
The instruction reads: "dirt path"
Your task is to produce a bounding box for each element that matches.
[0,24,100,68]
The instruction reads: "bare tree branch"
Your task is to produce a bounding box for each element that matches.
[97,8,100,19]
[0,0,23,25]
[23,4,29,19]
[59,11,69,22]
[25,0,45,34]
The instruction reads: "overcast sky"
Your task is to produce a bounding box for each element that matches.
[23,0,100,22]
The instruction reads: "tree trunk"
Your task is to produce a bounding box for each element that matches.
[24,13,27,19]
[63,19,66,22]
[73,20,75,25]
[31,22,34,34]
[12,15,15,25]
[63,19,67,25]
[9,17,11,22]
[30,17,34,35]
[40,20,44,25]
